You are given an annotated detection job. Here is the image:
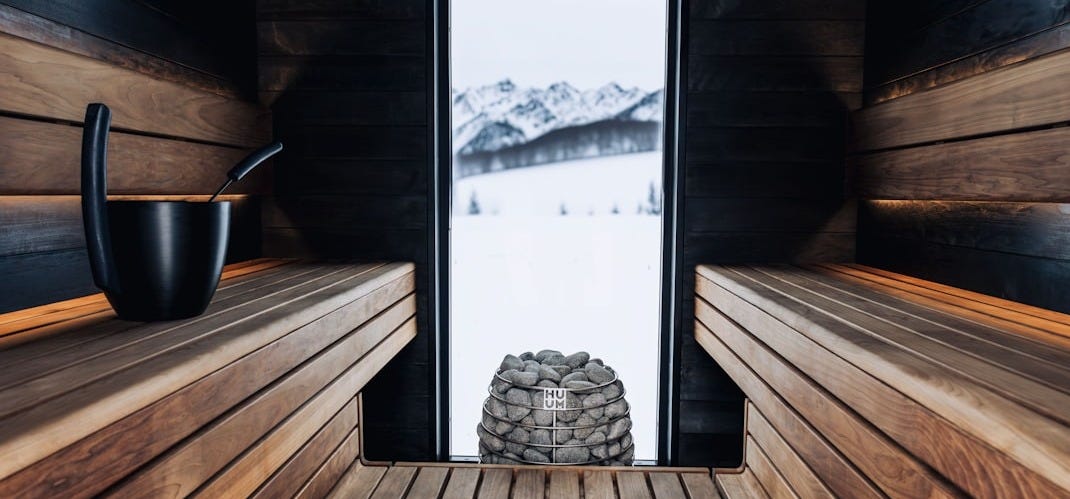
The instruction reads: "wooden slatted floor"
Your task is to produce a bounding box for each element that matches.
[327,463,723,499]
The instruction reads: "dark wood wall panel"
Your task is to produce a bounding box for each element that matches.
[0,7,268,314]
[256,0,431,461]
[678,0,863,467]
[855,1,1070,316]
[865,0,1070,104]
[0,0,255,96]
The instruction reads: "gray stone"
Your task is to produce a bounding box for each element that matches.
[601,381,622,400]
[555,445,590,464]
[573,414,598,439]
[506,389,531,421]
[535,350,562,363]
[519,351,535,361]
[621,434,633,450]
[536,379,559,389]
[512,371,538,387]
[506,441,526,455]
[487,398,507,420]
[477,425,505,451]
[533,409,554,426]
[523,360,541,373]
[555,429,573,444]
[585,431,607,445]
[608,442,621,458]
[495,420,514,435]
[549,365,572,376]
[589,358,604,366]
[500,354,524,372]
[607,417,631,440]
[538,365,562,382]
[591,444,608,459]
[557,393,581,422]
[605,399,628,419]
[583,393,607,410]
[585,364,614,384]
[520,415,536,426]
[563,380,597,390]
[564,351,590,369]
[523,448,550,463]
[543,353,567,366]
[530,429,552,446]
[508,427,530,444]
[561,372,588,385]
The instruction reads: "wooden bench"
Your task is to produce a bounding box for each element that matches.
[325,462,721,498]
[695,263,1070,498]
[0,259,417,498]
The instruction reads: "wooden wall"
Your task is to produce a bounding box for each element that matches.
[677,0,864,466]
[256,0,432,461]
[0,3,270,314]
[853,1,1070,314]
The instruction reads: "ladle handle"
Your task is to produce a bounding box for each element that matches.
[209,142,283,202]
[81,103,119,293]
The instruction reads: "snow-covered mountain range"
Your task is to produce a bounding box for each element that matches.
[452,80,663,154]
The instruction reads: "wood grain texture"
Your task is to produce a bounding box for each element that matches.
[850,126,1070,202]
[0,262,415,493]
[512,469,544,499]
[616,472,653,499]
[0,32,267,147]
[744,404,833,499]
[405,466,449,498]
[852,49,1070,151]
[295,423,363,499]
[698,265,1070,497]
[328,461,388,499]
[648,472,688,499]
[547,470,580,499]
[0,117,267,195]
[583,470,616,499]
[369,466,418,499]
[442,467,481,499]
[679,473,721,499]
[477,468,512,499]
[714,470,769,499]
[692,306,959,498]
[744,436,796,499]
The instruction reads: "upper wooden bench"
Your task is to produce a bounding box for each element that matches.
[0,259,417,498]
[694,263,1070,498]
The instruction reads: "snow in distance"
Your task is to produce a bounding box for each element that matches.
[452,80,663,154]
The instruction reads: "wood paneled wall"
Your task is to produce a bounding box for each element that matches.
[854,1,1070,314]
[677,0,864,466]
[256,0,432,461]
[0,5,270,314]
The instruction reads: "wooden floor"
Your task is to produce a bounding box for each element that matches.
[328,463,723,499]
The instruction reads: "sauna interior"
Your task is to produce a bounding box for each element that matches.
[0,0,1068,497]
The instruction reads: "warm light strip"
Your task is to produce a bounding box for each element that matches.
[0,194,251,202]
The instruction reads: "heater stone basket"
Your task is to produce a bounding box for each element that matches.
[477,350,634,466]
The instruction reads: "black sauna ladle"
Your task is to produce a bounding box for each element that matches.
[81,102,282,321]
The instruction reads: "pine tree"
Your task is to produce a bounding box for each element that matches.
[468,191,481,215]
[559,203,568,216]
[647,182,662,215]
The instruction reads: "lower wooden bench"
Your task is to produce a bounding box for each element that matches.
[326,462,721,499]
[0,259,417,499]
[695,263,1070,498]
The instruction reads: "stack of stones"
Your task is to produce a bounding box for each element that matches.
[477,350,634,466]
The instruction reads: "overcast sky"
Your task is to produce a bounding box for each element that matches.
[451,0,668,90]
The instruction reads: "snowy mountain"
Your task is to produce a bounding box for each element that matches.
[452,80,662,154]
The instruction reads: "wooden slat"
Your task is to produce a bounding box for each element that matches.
[699,266,1070,497]
[851,48,1070,151]
[843,263,1070,327]
[745,436,797,499]
[616,472,653,499]
[252,400,360,499]
[649,473,687,499]
[547,470,580,499]
[829,263,1070,343]
[707,342,880,499]
[370,466,418,499]
[0,262,324,387]
[0,31,268,147]
[406,467,449,498]
[441,467,481,499]
[791,266,1070,392]
[108,315,417,497]
[511,469,544,499]
[692,310,956,499]
[583,470,617,499]
[0,263,411,485]
[679,472,721,499]
[715,470,769,499]
[745,404,832,499]
[477,468,512,499]
[328,461,388,499]
[295,423,362,499]
[0,117,269,195]
[850,126,1070,202]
